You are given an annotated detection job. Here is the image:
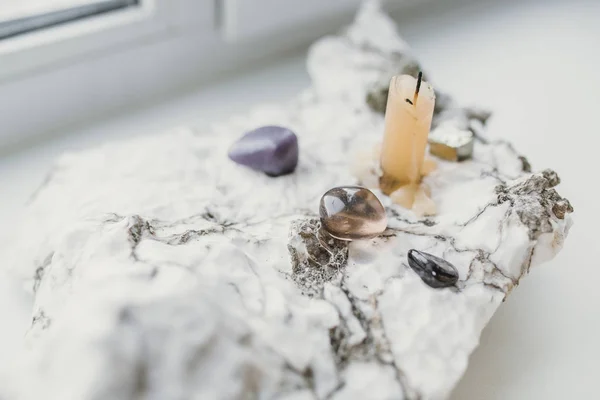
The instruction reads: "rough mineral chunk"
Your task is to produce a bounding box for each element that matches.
[428,124,474,161]
[2,3,572,400]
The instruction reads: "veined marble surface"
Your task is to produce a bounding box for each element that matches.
[0,3,569,399]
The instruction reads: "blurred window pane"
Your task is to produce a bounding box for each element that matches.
[0,0,140,40]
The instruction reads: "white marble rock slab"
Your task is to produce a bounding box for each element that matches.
[2,3,572,400]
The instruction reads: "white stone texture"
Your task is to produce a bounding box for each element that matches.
[2,3,572,400]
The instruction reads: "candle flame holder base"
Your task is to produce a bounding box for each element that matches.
[353,143,438,216]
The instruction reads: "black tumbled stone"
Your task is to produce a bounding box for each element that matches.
[407,250,459,289]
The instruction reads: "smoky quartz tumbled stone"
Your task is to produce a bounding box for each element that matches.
[319,186,387,241]
[407,249,459,288]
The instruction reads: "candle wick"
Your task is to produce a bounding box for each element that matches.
[413,71,423,106]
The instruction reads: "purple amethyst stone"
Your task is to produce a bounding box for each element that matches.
[228,126,299,177]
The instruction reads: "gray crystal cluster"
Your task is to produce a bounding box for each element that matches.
[288,218,348,296]
[1,3,572,400]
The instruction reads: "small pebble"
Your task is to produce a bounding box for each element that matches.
[228,126,298,177]
[428,124,474,161]
[407,249,459,288]
[319,186,387,241]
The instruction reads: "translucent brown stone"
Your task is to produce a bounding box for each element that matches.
[319,186,387,241]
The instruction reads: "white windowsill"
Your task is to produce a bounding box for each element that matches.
[0,0,430,151]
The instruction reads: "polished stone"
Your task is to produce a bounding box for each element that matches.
[407,249,459,288]
[319,186,387,241]
[228,126,298,176]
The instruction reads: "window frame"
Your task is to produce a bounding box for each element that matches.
[0,0,212,82]
[0,1,141,41]
[0,0,418,151]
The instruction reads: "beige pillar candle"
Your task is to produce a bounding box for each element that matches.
[380,73,436,195]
